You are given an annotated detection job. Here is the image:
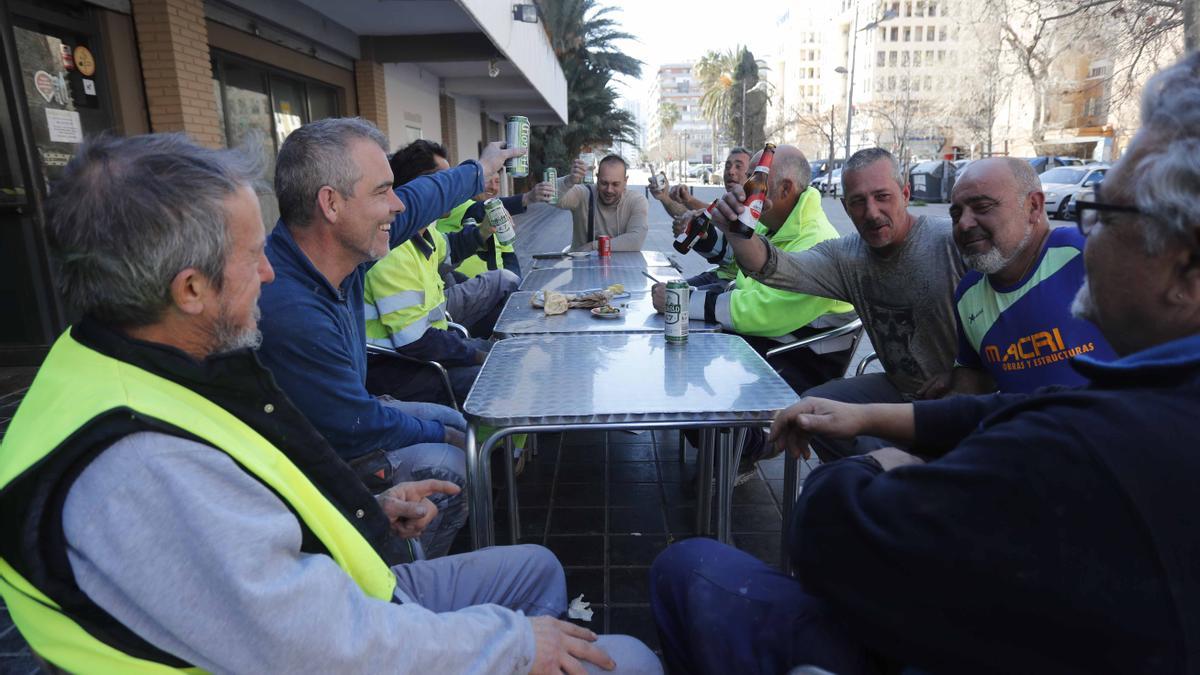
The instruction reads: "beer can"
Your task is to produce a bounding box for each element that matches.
[484,197,516,245]
[664,279,689,343]
[650,171,667,192]
[580,152,595,184]
[597,235,611,257]
[505,115,530,177]
[544,168,558,204]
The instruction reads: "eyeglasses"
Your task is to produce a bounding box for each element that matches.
[1073,200,1146,237]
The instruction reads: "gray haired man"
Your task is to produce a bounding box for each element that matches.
[0,133,659,673]
[706,147,965,461]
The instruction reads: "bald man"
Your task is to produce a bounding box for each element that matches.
[935,158,1116,395]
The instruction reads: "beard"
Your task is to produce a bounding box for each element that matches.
[1070,280,1097,323]
[963,222,1035,275]
[212,301,262,355]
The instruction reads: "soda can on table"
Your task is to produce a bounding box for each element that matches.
[504,115,530,177]
[544,168,558,204]
[664,279,689,344]
[597,235,611,257]
[484,197,517,245]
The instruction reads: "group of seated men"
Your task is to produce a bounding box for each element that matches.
[0,118,662,672]
[648,52,1200,673]
[1,50,1196,675]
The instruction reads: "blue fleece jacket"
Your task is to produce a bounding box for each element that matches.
[791,333,1200,674]
[259,162,483,461]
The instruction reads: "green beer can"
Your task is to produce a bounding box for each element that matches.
[664,279,689,343]
[544,168,558,204]
[505,115,530,178]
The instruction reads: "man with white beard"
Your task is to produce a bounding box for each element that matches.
[928,157,1116,394]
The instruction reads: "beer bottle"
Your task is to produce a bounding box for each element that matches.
[672,200,718,254]
[728,142,777,238]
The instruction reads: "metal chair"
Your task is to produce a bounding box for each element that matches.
[365,344,460,412]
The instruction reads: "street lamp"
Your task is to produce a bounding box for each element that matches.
[839,8,898,163]
[741,80,769,147]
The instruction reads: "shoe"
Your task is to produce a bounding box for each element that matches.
[733,454,758,487]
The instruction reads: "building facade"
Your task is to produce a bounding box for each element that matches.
[646,62,711,174]
[0,0,565,364]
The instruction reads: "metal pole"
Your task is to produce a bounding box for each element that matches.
[843,4,860,163]
[1187,0,1199,52]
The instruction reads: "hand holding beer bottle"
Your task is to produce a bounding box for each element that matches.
[709,143,776,238]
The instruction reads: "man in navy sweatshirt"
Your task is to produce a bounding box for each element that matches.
[651,52,1200,675]
[257,117,522,558]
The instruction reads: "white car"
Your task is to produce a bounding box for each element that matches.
[1040,165,1108,220]
[811,169,842,196]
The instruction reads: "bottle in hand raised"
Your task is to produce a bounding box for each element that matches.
[673,200,719,254]
[728,142,777,238]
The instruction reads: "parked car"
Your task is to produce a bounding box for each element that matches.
[811,169,842,196]
[1069,185,1097,219]
[687,163,716,184]
[1040,165,1107,220]
[1027,156,1083,173]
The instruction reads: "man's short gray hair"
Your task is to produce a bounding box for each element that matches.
[727,147,752,160]
[45,133,263,327]
[842,147,905,191]
[275,117,389,227]
[1127,51,1200,255]
[770,147,812,192]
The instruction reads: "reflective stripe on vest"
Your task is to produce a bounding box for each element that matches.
[364,232,450,349]
[0,332,397,673]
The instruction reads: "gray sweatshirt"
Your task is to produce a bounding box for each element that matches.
[746,216,965,395]
[62,431,536,674]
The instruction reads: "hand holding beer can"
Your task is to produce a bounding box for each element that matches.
[484,197,517,245]
[579,152,596,184]
[504,115,530,178]
[544,168,558,204]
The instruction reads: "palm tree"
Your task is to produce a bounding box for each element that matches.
[694,48,769,152]
[529,0,642,181]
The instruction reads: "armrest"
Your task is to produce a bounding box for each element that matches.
[765,318,863,359]
[855,352,880,376]
[365,343,460,411]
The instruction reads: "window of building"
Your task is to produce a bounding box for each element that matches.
[903,27,911,41]
[915,27,923,42]
[888,76,896,91]
[876,79,884,92]
[927,26,935,41]
[890,26,899,41]
[889,51,898,66]
[902,51,910,66]
[676,80,689,93]
[891,2,900,16]
[1088,61,1112,78]
[877,50,886,66]
[928,1,938,15]
[913,77,921,92]
[914,51,922,66]
[881,27,888,41]
[924,75,932,90]
[939,26,947,41]
[915,0,925,16]
[938,49,946,62]
[905,1,913,16]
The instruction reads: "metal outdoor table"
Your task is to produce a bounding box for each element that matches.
[462,333,798,549]
[519,266,679,293]
[493,291,722,338]
[530,250,678,270]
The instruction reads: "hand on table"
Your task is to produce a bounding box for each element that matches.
[769,397,868,459]
[529,617,615,675]
[376,479,460,538]
[651,282,667,314]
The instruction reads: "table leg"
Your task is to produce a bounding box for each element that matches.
[716,428,747,545]
[696,428,714,536]
[505,436,519,545]
[780,449,800,574]
[465,424,486,550]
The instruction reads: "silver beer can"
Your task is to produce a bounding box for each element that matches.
[544,168,558,204]
[664,279,689,343]
[484,197,516,245]
[505,115,530,177]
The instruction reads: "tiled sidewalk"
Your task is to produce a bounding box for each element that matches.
[449,428,816,654]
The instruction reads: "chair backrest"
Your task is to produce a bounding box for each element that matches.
[364,343,460,411]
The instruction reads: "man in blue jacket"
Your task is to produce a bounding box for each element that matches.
[258,117,522,558]
[651,53,1200,675]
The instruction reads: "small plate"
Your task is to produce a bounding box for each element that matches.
[591,306,623,319]
[567,251,591,258]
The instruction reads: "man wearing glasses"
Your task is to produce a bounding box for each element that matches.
[651,53,1200,674]
[928,157,1117,395]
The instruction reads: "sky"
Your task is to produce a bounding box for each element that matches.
[604,0,785,121]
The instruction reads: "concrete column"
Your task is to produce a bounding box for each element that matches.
[130,0,222,147]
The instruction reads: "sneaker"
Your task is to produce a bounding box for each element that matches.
[733,455,759,487]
